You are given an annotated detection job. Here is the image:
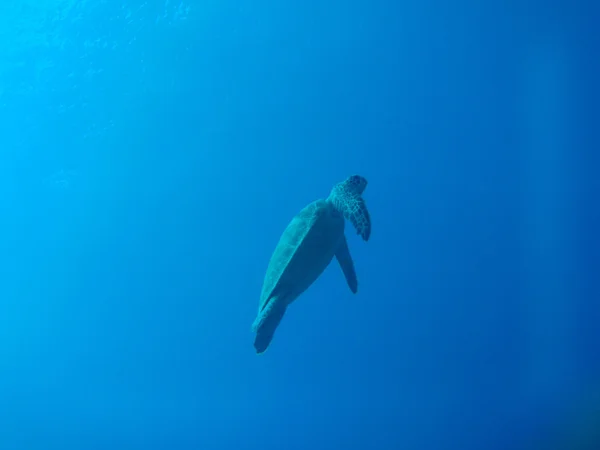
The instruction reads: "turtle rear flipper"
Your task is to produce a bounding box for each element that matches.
[254,301,287,354]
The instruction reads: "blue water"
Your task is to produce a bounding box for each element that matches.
[1,1,598,449]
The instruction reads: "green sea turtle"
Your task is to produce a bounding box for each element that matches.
[251,175,371,354]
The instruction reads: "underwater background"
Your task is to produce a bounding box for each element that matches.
[0,0,598,449]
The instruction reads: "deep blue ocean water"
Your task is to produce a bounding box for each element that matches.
[0,1,598,449]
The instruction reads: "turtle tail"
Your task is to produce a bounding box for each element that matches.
[253,301,287,354]
[328,175,371,241]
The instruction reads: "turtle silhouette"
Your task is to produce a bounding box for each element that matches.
[251,175,371,353]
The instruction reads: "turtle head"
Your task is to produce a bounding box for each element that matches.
[327,175,371,241]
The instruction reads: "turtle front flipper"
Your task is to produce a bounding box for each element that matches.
[335,234,358,294]
[328,175,371,241]
[345,196,371,241]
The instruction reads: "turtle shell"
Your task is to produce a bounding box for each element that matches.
[253,199,345,330]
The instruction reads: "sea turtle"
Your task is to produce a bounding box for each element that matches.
[251,175,371,354]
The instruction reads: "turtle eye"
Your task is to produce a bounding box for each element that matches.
[349,175,359,184]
